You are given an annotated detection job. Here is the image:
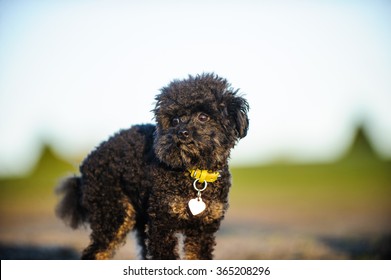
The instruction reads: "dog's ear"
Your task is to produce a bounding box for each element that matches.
[221,91,249,139]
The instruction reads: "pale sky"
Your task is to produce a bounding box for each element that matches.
[1,0,391,176]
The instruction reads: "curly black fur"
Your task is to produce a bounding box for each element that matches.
[56,73,249,259]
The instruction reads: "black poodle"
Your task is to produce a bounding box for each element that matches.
[56,73,249,259]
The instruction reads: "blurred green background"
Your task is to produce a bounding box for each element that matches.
[1,125,390,259]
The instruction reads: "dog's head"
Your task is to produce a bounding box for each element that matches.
[153,73,249,170]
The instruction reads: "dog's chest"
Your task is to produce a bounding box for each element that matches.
[148,168,228,223]
[168,194,225,223]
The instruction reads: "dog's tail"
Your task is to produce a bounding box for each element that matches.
[55,176,88,229]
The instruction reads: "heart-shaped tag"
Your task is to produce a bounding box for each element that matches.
[188,198,206,216]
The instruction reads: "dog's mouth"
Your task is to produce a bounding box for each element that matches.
[177,140,195,148]
[174,139,203,166]
[177,141,197,157]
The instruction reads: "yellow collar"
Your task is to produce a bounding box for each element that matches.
[188,169,220,183]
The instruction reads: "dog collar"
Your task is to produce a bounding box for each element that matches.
[188,169,220,183]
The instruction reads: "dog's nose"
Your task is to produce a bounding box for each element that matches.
[178,129,189,139]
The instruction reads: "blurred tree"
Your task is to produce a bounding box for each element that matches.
[341,125,381,163]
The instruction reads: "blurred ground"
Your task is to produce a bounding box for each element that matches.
[1,127,390,259]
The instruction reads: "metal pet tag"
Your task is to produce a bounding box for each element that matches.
[188,197,206,216]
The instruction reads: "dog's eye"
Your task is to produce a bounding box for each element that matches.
[171,117,180,126]
[198,113,210,123]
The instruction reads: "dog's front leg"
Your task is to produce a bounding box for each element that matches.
[145,220,180,260]
[183,223,220,260]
